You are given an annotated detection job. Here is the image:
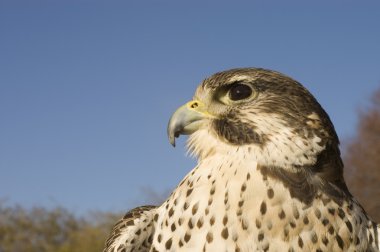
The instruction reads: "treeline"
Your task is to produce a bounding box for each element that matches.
[0,203,119,252]
[344,88,380,222]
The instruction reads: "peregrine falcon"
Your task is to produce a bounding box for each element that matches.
[104,68,380,252]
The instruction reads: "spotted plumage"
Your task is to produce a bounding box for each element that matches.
[104,68,380,252]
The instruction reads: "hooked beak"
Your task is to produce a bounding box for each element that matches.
[167,100,213,147]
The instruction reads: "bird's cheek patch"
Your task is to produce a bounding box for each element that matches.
[213,119,266,146]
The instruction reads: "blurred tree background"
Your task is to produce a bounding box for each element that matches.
[0,202,119,252]
[1,88,379,251]
[344,88,380,222]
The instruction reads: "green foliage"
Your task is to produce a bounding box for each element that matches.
[0,202,119,252]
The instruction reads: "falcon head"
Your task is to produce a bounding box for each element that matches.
[168,68,348,201]
[168,68,338,166]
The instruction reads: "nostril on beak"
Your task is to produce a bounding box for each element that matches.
[190,102,198,109]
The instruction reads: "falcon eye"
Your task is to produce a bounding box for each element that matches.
[228,84,253,101]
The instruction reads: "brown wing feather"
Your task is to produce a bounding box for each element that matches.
[104,205,157,252]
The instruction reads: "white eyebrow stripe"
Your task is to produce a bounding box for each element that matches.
[227,75,254,83]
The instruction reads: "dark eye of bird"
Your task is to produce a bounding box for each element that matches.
[228,84,252,101]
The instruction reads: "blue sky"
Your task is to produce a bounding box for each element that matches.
[1,1,379,214]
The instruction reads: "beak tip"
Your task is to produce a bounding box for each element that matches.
[169,138,176,147]
[168,129,176,147]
